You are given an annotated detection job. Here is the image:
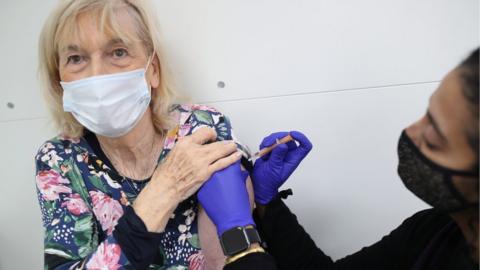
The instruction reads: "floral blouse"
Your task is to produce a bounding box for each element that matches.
[35,104,250,270]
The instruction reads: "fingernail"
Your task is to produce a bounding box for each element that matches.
[223,140,234,144]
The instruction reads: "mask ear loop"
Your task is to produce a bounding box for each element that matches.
[144,50,156,92]
[145,50,156,72]
[444,173,479,212]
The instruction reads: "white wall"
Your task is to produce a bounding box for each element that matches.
[0,0,478,269]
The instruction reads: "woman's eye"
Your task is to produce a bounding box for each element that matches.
[112,48,128,58]
[425,139,438,150]
[424,125,441,150]
[67,55,83,65]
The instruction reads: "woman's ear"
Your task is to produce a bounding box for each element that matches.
[147,55,160,89]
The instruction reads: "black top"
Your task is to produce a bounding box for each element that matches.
[225,191,478,270]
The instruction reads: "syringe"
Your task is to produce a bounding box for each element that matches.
[248,134,294,162]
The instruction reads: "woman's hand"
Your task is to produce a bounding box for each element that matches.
[198,161,254,237]
[133,127,242,232]
[252,131,312,205]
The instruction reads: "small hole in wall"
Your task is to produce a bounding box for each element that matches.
[217,81,226,88]
[7,102,14,109]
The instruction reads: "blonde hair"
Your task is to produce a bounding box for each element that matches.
[38,0,176,138]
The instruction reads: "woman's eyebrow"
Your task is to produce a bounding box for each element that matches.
[427,110,447,142]
[105,38,132,48]
[61,44,80,54]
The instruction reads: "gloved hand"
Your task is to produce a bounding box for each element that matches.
[252,131,312,205]
[198,161,254,236]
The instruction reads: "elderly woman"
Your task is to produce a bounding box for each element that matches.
[35,0,253,269]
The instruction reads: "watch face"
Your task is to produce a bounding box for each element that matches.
[221,227,249,256]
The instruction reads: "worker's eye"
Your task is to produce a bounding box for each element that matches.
[424,125,442,150]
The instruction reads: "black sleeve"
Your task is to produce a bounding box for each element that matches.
[254,191,333,269]
[223,252,278,270]
[113,206,163,270]
[254,191,450,270]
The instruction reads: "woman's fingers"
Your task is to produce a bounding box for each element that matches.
[204,140,238,163]
[155,126,248,200]
[208,151,242,176]
[189,126,218,145]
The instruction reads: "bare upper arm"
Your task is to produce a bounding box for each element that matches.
[197,167,254,270]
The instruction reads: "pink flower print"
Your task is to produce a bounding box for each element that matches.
[60,164,71,174]
[86,242,122,270]
[179,111,192,124]
[61,193,89,216]
[188,251,206,270]
[36,170,72,201]
[191,104,219,113]
[181,103,218,114]
[179,124,192,137]
[164,136,176,150]
[89,191,123,235]
[180,104,193,111]
[171,109,181,123]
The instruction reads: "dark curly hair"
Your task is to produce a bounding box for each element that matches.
[458,48,479,170]
[457,48,479,262]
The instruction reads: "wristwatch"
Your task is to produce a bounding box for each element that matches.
[220,225,261,256]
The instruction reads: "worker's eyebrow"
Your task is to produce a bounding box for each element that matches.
[427,110,447,142]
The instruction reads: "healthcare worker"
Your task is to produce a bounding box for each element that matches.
[198,47,479,270]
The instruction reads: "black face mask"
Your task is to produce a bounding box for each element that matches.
[397,130,479,213]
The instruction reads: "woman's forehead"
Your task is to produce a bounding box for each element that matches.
[431,70,472,144]
[57,7,141,52]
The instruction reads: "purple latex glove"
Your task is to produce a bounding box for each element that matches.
[252,131,313,205]
[198,161,254,236]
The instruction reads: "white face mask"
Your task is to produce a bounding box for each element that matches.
[61,55,154,138]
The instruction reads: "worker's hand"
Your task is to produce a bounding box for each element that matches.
[198,161,255,236]
[252,131,312,205]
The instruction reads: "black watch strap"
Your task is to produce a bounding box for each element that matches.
[220,226,262,256]
[245,226,261,245]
